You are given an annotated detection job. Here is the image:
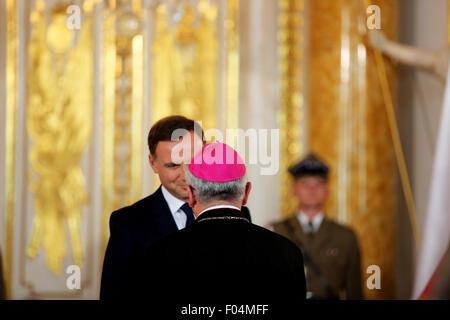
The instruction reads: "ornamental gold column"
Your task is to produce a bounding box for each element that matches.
[101,0,144,253]
[279,0,304,217]
[308,0,397,299]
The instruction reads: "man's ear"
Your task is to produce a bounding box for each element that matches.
[149,154,158,174]
[242,182,252,206]
[187,185,196,208]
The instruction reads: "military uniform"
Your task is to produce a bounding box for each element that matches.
[273,153,363,299]
[273,214,362,299]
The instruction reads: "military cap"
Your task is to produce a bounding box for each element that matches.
[288,153,329,179]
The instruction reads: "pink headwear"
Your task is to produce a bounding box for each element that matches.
[188,142,246,182]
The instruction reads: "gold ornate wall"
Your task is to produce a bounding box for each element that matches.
[279,0,304,217]
[151,1,218,130]
[100,0,240,254]
[4,0,18,299]
[26,0,94,276]
[308,0,397,299]
[3,0,400,300]
[2,0,240,299]
[101,0,146,258]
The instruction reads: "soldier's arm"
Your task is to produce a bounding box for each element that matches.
[345,231,363,299]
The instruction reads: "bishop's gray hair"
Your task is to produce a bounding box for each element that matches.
[185,166,247,205]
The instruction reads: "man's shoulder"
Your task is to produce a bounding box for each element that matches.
[271,215,297,232]
[324,218,358,242]
[250,223,297,245]
[110,195,149,220]
[109,188,165,225]
[252,224,299,251]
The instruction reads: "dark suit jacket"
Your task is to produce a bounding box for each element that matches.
[133,208,306,310]
[100,186,252,300]
[273,215,363,299]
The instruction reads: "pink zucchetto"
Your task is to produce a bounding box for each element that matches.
[188,142,246,182]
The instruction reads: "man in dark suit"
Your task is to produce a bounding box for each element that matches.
[100,116,251,300]
[135,142,306,313]
[272,154,363,299]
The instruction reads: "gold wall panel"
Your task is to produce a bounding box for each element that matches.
[26,0,94,275]
[279,0,304,217]
[3,0,240,298]
[5,0,18,299]
[151,0,219,130]
[101,0,117,258]
[226,0,239,130]
[113,1,143,210]
[308,0,397,299]
[101,1,146,255]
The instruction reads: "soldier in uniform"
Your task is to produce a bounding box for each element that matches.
[272,154,363,299]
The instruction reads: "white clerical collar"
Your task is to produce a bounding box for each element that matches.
[161,185,186,215]
[198,205,241,217]
[297,211,324,233]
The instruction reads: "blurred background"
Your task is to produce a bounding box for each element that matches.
[0,0,448,299]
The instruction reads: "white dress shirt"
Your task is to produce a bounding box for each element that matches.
[161,186,191,230]
[198,204,241,217]
[297,211,324,234]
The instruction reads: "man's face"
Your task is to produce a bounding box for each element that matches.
[292,176,329,209]
[149,131,203,201]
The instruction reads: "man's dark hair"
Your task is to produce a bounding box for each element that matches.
[147,115,204,157]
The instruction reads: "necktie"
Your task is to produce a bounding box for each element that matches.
[180,203,195,227]
[307,221,315,237]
